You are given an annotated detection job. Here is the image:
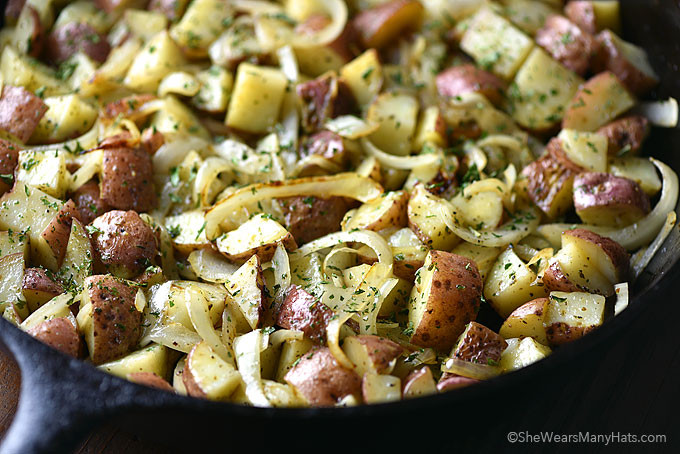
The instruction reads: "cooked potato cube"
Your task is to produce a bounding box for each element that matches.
[502,0,558,35]
[343,335,403,377]
[451,321,507,365]
[46,22,110,65]
[124,31,185,92]
[183,341,242,400]
[362,374,401,404]
[412,106,448,150]
[0,229,28,257]
[561,229,630,287]
[275,337,314,383]
[436,374,479,392]
[98,343,169,379]
[499,297,549,346]
[597,115,649,157]
[60,218,93,288]
[353,0,424,49]
[342,191,408,232]
[216,214,296,264]
[499,337,551,372]
[1,46,65,97]
[535,15,595,76]
[279,195,355,245]
[609,156,661,196]
[402,366,437,399]
[193,66,233,113]
[340,49,383,108]
[0,252,25,316]
[16,149,68,198]
[544,291,605,345]
[367,93,418,156]
[276,285,334,343]
[451,243,502,282]
[30,94,97,144]
[226,255,266,330]
[407,184,459,250]
[26,317,82,358]
[565,0,621,35]
[22,267,63,312]
[297,74,357,133]
[294,15,354,77]
[0,85,48,143]
[436,64,507,107]
[169,0,234,57]
[164,210,211,255]
[557,129,608,172]
[151,95,209,140]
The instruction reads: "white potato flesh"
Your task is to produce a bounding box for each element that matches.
[225,255,265,330]
[0,253,24,315]
[186,341,242,400]
[16,150,68,199]
[362,374,401,404]
[98,344,169,379]
[609,157,662,196]
[165,210,210,253]
[340,49,383,108]
[367,93,419,156]
[216,214,293,260]
[499,337,551,372]
[124,31,185,92]
[545,291,605,333]
[557,129,608,172]
[30,95,97,145]
[60,218,93,288]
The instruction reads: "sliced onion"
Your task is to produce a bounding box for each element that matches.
[232,0,284,15]
[361,138,441,170]
[536,159,679,250]
[187,248,239,283]
[185,286,231,364]
[476,134,525,153]
[271,244,291,303]
[192,157,233,207]
[153,135,210,176]
[158,72,200,97]
[69,150,103,192]
[323,246,358,287]
[359,277,398,335]
[292,230,393,265]
[636,97,678,127]
[632,211,677,279]
[148,323,202,353]
[291,0,347,49]
[27,121,100,154]
[614,282,629,316]
[441,357,501,380]
[276,45,299,82]
[233,329,271,407]
[325,116,379,139]
[205,173,384,238]
[269,329,304,346]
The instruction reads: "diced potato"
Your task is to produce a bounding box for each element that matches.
[98,343,169,379]
[275,338,314,383]
[557,129,608,172]
[499,337,551,372]
[342,190,409,232]
[124,31,185,93]
[502,0,557,35]
[164,210,211,255]
[340,49,383,108]
[353,0,424,49]
[367,93,419,156]
[158,72,200,97]
[150,95,210,140]
[225,255,266,330]
[407,185,459,250]
[65,52,98,92]
[226,63,287,134]
[412,106,447,150]
[402,366,437,398]
[343,335,403,377]
[0,230,29,257]
[544,291,605,345]
[0,252,25,315]
[16,149,68,198]
[460,8,535,80]
[451,242,502,281]
[170,0,234,57]
[590,1,622,33]
[1,46,66,97]
[609,157,662,196]
[508,47,583,131]
[30,95,97,144]
[193,66,233,113]
[183,341,242,400]
[499,297,548,345]
[216,214,296,264]
[54,1,113,34]
[60,218,93,288]
[122,9,169,42]
[362,374,401,404]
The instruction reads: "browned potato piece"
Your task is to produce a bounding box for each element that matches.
[285,347,362,406]
[128,372,175,392]
[541,261,582,293]
[573,172,651,227]
[563,229,630,284]
[593,30,658,96]
[276,285,334,343]
[278,196,355,245]
[0,138,20,195]
[90,210,159,279]
[102,94,157,122]
[564,1,597,34]
[22,268,64,311]
[437,374,479,393]
[141,127,165,155]
[0,85,49,143]
[342,335,403,376]
[100,145,157,212]
[451,322,507,366]
[71,180,111,225]
[535,15,595,76]
[46,22,111,64]
[408,251,482,352]
[27,317,82,358]
[353,0,424,50]
[402,366,437,398]
[40,200,79,267]
[520,138,584,219]
[82,275,142,365]
[148,0,191,21]
[342,190,408,232]
[544,291,605,345]
[498,298,549,346]
[297,74,357,133]
[4,0,25,25]
[597,115,650,157]
[435,64,507,107]
[14,5,44,58]
[299,130,350,172]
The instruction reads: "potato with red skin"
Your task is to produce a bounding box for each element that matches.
[141,127,165,155]
[297,74,357,133]
[295,14,356,73]
[436,64,507,106]
[437,374,479,393]
[102,94,157,122]
[342,335,403,376]
[408,251,483,352]
[4,0,25,25]
[573,172,651,227]
[402,366,437,398]
[22,268,64,311]
[535,15,596,76]
[94,0,144,13]
[542,261,583,293]
[0,138,20,195]
[46,22,111,64]
[353,0,424,50]
[41,200,79,267]
[451,322,507,366]
[284,347,362,406]
[499,298,549,346]
[100,145,157,212]
[565,0,597,34]
[597,115,650,156]
[0,85,48,143]
[90,210,159,279]
[299,130,350,172]
[276,285,334,343]
[278,196,356,245]
[71,180,111,225]
[81,275,142,365]
[27,317,82,358]
[148,0,191,22]
[128,372,175,392]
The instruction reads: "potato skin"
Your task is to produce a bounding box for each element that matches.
[284,347,362,406]
[46,22,111,64]
[436,64,507,106]
[295,14,356,62]
[593,30,658,95]
[41,200,79,266]
[597,115,650,156]
[141,127,165,155]
[535,15,595,76]
[103,94,157,121]
[353,0,424,50]
[410,251,483,352]
[4,0,25,25]
[452,322,507,365]
[71,180,111,225]
[90,210,159,279]
[128,372,174,392]
[0,85,48,143]
[436,374,479,393]
[297,74,357,133]
[84,275,142,365]
[564,228,630,280]
[276,285,334,343]
[545,322,593,346]
[22,267,64,307]
[565,1,597,34]
[27,317,82,358]
[299,130,349,170]
[278,196,356,245]
[347,335,403,374]
[0,138,20,195]
[100,145,157,212]
[541,262,582,293]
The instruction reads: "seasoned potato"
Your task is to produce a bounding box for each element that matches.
[128,372,174,392]
[46,22,110,64]
[436,64,507,107]
[102,94,156,121]
[193,66,233,114]
[608,156,661,196]
[124,31,185,93]
[183,341,242,400]
[573,172,651,227]
[557,129,608,172]
[402,366,437,398]
[565,0,622,34]
[90,210,159,279]
[412,106,447,150]
[450,243,502,282]
[535,15,595,76]
[16,149,69,198]
[149,0,191,22]
[100,145,157,212]
[0,138,20,195]
[98,343,169,379]
[77,275,143,365]
[276,337,315,382]
[278,196,355,245]
[298,130,350,173]
[499,336,551,371]
[0,85,48,143]
[26,317,82,358]
[367,92,419,157]
[342,191,408,232]
[501,0,558,35]
[408,251,482,351]
[343,335,403,376]
[0,46,65,98]
[284,347,362,406]
[226,255,266,330]
[276,285,334,343]
[22,267,64,312]
[11,5,44,58]
[94,0,147,14]
[216,214,297,264]
[61,218,94,288]
[407,184,459,250]
[353,0,424,49]
[362,373,401,404]
[164,210,211,255]
[70,180,111,225]
[561,229,630,286]
[297,74,357,133]
[30,94,97,144]
[597,115,649,156]
[562,71,636,132]
[340,49,383,108]
[499,298,549,346]
[451,322,507,365]
[294,14,355,77]
[40,200,79,268]
[437,374,479,393]
[169,0,234,58]
[544,291,605,345]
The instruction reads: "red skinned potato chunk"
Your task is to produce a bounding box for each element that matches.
[565,1,597,35]
[278,196,355,245]
[82,275,142,364]
[141,127,165,155]
[90,210,159,279]
[148,0,190,21]
[353,0,424,50]
[102,94,157,122]
[4,0,25,25]
[535,15,596,76]
[597,115,650,156]
[451,322,507,366]
[0,85,48,143]
[27,317,82,358]
[436,64,507,107]
[46,22,111,64]
[297,74,357,133]
[437,374,479,393]
[284,347,362,406]
[128,372,174,392]
[573,172,651,227]
[41,200,79,267]
[276,285,334,343]
[71,180,111,225]
[22,268,64,310]
[541,261,582,293]
[299,130,349,170]
[0,139,20,195]
[100,146,157,212]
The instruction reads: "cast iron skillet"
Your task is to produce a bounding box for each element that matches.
[1,1,679,453]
